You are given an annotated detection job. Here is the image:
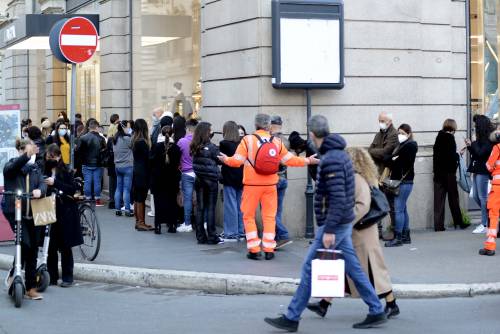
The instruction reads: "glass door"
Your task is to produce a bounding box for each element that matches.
[66,52,101,123]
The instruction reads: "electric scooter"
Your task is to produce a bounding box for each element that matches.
[35,224,51,292]
[2,190,31,308]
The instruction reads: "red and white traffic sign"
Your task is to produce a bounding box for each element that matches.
[58,17,98,64]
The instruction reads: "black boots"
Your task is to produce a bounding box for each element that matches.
[307,299,331,317]
[385,300,400,318]
[385,232,403,247]
[479,248,495,256]
[402,229,411,244]
[264,315,299,332]
[352,313,387,329]
[247,252,262,260]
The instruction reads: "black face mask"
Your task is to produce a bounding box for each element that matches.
[45,159,59,170]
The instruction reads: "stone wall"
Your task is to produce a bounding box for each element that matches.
[200,0,468,235]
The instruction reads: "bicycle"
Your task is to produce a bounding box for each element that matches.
[74,178,101,261]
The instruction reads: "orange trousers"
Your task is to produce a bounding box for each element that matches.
[241,185,278,253]
[485,185,500,251]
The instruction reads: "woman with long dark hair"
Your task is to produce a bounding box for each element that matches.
[50,121,71,165]
[385,124,419,247]
[132,119,153,231]
[44,144,83,287]
[432,119,467,232]
[150,125,182,234]
[190,122,224,244]
[113,120,134,217]
[467,115,495,234]
[220,121,244,241]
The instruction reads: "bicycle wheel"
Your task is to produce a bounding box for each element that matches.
[79,203,101,261]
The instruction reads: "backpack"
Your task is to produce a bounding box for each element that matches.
[250,134,281,175]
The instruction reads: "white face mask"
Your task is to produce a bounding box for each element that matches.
[157,134,166,143]
[379,122,388,131]
[126,128,132,135]
[27,154,36,165]
[398,134,408,143]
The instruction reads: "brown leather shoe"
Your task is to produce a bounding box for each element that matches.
[25,288,43,300]
[135,223,149,231]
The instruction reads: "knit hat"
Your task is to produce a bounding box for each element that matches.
[288,131,307,151]
[271,115,283,126]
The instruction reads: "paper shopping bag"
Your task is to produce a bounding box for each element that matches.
[31,195,57,226]
[311,258,345,298]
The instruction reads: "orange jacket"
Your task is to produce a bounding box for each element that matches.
[224,130,310,186]
[486,144,500,185]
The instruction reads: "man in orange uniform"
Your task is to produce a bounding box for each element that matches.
[480,139,500,256]
[219,114,319,260]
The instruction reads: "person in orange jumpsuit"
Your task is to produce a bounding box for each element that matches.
[219,114,319,260]
[480,138,500,256]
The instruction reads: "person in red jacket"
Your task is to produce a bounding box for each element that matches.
[480,133,500,256]
[218,114,318,260]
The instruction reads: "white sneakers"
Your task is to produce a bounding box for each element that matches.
[147,211,155,217]
[472,224,487,234]
[177,223,193,233]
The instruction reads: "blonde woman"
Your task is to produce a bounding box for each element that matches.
[307,147,400,319]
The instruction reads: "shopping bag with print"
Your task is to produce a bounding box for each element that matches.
[311,258,345,298]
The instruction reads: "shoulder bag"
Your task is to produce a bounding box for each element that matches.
[354,186,390,230]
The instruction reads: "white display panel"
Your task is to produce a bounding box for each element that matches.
[280,18,340,84]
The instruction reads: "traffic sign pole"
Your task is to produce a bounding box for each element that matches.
[49,16,98,170]
[70,63,77,171]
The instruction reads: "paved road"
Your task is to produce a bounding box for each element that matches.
[0,270,498,334]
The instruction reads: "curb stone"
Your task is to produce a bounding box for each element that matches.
[1,254,499,298]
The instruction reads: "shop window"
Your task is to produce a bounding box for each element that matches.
[132,0,201,121]
[470,0,499,119]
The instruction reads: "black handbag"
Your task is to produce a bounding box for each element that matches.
[354,187,390,230]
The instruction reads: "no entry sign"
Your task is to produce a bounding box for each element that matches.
[49,16,98,64]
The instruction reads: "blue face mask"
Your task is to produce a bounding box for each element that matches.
[58,129,67,137]
[126,128,133,135]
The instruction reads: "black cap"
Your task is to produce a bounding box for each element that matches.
[271,115,283,125]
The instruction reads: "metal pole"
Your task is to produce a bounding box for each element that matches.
[69,63,77,171]
[465,0,472,140]
[305,89,314,239]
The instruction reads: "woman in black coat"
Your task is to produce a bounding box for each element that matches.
[44,144,83,287]
[150,125,181,234]
[433,119,466,232]
[132,119,153,231]
[190,122,223,245]
[385,124,418,247]
[2,139,46,300]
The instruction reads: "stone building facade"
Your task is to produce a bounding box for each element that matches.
[0,0,488,235]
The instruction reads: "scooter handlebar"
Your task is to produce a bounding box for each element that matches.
[0,191,34,198]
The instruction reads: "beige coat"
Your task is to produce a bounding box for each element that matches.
[347,173,393,297]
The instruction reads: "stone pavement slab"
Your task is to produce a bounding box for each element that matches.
[1,207,499,285]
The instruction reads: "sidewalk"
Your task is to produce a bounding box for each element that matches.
[1,207,499,293]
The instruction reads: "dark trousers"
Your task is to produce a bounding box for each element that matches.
[6,213,38,290]
[434,173,463,230]
[108,169,117,206]
[195,177,218,242]
[47,241,74,284]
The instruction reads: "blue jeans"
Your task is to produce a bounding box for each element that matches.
[286,224,383,321]
[472,174,489,227]
[181,173,195,226]
[115,166,133,211]
[82,166,103,199]
[276,178,290,240]
[223,186,244,238]
[394,183,413,233]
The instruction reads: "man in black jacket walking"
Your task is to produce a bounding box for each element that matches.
[76,119,106,206]
[265,115,386,332]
